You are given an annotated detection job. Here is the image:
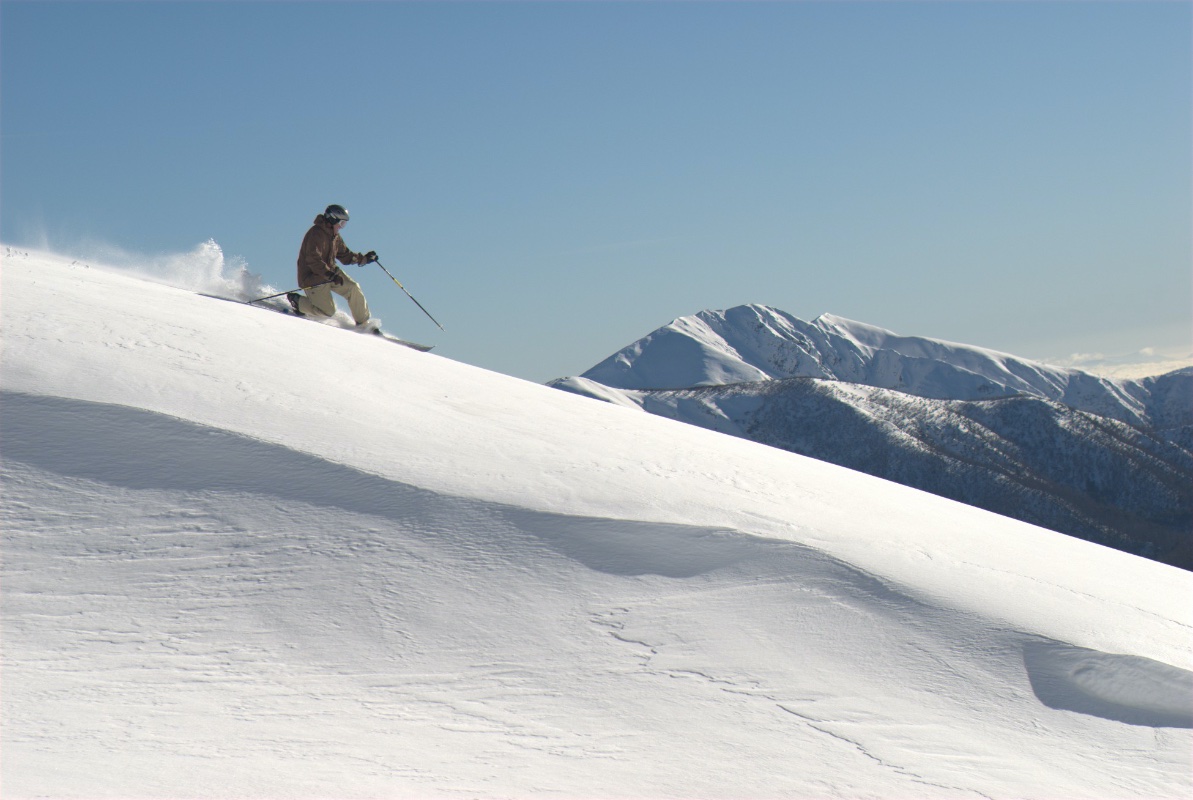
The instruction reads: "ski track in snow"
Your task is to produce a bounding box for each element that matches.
[2,250,1192,798]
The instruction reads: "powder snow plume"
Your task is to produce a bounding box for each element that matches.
[132,239,271,300]
[4,238,274,301]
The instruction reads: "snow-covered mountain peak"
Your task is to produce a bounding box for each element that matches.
[581,303,1163,427]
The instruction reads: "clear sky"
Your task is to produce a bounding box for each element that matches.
[3,0,1190,383]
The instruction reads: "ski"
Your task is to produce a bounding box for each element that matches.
[368,329,434,352]
[198,292,434,352]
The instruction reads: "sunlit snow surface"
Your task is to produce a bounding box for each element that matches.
[3,248,1191,798]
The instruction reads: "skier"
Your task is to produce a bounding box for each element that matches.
[288,204,379,328]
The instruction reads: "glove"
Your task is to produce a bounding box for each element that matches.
[331,270,345,286]
[362,250,378,264]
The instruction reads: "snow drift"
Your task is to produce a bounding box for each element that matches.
[2,249,1191,798]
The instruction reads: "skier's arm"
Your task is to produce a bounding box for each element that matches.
[335,237,366,266]
[334,238,378,266]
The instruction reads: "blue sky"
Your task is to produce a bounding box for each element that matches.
[3,1,1190,382]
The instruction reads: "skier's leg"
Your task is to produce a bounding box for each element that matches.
[332,273,372,325]
[298,284,336,318]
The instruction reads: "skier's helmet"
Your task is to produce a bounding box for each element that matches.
[324,204,349,223]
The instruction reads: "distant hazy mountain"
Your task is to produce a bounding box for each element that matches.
[553,305,1192,569]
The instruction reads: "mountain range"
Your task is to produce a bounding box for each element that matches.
[552,304,1192,569]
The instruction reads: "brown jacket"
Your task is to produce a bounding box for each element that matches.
[296,215,367,288]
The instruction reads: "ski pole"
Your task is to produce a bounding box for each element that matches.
[248,280,333,304]
[374,260,445,331]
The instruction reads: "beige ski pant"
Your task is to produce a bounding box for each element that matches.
[296,272,371,325]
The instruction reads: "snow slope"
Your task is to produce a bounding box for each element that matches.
[3,249,1192,798]
[553,375,1193,569]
